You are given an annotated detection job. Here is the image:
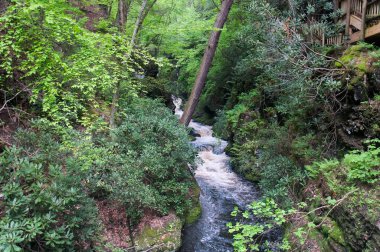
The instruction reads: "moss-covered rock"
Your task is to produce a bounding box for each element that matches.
[134,213,182,252]
[285,215,327,252]
[132,181,202,251]
[335,43,376,74]
[332,43,380,148]
[331,202,380,251]
[320,218,346,246]
[328,222,346,246]
[335,42,380,104]
[184,182,202,225]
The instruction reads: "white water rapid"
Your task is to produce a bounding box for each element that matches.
[173,97,259,252]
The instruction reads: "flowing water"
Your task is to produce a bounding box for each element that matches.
[173,97,260,252]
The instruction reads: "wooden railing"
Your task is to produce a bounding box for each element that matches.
[367,0,380,18]
[308,0,380,46]
[352,0,364,16]
[326,34,345,45]
[340,0,380,18]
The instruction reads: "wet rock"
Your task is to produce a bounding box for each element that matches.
[286,213,328,252]
[189,129,201,138]
[331,202,380,251]
[184,182,202,225]
[338,100,380,148]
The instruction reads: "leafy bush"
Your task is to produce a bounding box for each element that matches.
[227,198,293,252]
[344,140,380,184]
[0,0,153,126]
[306,159,340,179]
[258,154,306,205]
[306,139,380,184]
[291,134,322,164]
[0,98,197,250]
[88,98,196,221]
[0,128,99,252]
[226,104,249,130]
[213,110,230,139]
[229,120,307,204]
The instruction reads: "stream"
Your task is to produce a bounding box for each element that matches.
[173,97,260,252]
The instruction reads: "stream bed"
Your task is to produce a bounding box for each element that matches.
[174,98,260,252]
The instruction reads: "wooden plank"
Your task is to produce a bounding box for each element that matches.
[365,21,380,37]
[350,21,380,43]
[350,14,363,30]
[352,0,363,15]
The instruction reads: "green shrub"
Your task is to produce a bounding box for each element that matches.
[227,198,293,252]
[213,110,230,139]
[291,134,322,164]
[305,159,340,179]
[226,104,248,130]
[88,98,196,222]
[344,140,380,184]
[229,121,307,205]
[0,98,197,250]
[306,139,380,184]
[0,130,99,251]
[258,154,306,205]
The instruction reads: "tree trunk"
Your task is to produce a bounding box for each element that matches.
[116,0,133,32]
[179,0,234,126]
[109,82,120,129]
[131,0,149,46]
[117,0,126,31]
[110,0,154,128]
[333,0,339,22]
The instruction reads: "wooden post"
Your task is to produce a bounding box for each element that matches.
[180,0,234,126]
[333,0,339,22]
[361,0,368,40]
[322,30,325,46]
[345,0,352,43]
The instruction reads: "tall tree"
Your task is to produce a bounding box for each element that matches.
[180,0,234,126]
[110,0,157,128]
[116,0,133,31]
[131,0,148,45]
[131,0,157,45]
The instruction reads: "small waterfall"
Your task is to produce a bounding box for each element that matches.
[174,97,259,252]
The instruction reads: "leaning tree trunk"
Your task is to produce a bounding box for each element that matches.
[180,0,234,126]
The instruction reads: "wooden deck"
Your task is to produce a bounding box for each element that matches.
[312,0,380,45]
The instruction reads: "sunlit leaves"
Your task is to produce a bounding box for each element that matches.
[0,0,156,126]
[228,198,294,251]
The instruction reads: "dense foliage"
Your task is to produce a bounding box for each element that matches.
[0,0,155,126]
[88,99,196,219]
[180,0,380,251]
[1,0,379,251]
[0,98,195,250]
[0,0,214,250]
[0,125,100,251]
